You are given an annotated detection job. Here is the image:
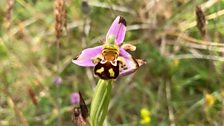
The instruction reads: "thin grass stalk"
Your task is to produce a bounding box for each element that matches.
[54,0,67,125]
[165,79,175,126]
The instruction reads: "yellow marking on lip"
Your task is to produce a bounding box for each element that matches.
[96,67,104,74]
[108,68,115,77]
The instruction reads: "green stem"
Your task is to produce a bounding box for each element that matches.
[98,83,112,126]
[90,79,112,126]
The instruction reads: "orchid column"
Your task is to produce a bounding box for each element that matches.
[72,16,145,126]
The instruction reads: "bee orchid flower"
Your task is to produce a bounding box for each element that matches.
[72,16,145,80]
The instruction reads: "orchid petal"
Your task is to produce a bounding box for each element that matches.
[106,16,126,45]
[72,46,102,67]
[121,43,136,52]
[119,48,139,76]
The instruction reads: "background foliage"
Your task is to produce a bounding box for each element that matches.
[1,0,224,126]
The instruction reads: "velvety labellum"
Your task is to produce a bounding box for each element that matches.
[94,60,120,80]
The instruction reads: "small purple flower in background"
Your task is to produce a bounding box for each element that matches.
[72,16,145,80]
[70,92,80,105]
[53,76,63,85]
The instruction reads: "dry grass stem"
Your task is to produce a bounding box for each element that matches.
[88,1,136,15]
[164,32,224,47]
[200,0,219,10]
[4,0,15,29]
[166,41,224,53]
[169,54,224,61]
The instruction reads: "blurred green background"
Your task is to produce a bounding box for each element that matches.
[1,0,224,126]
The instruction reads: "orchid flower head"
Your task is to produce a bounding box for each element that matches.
[72,16,145,80]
